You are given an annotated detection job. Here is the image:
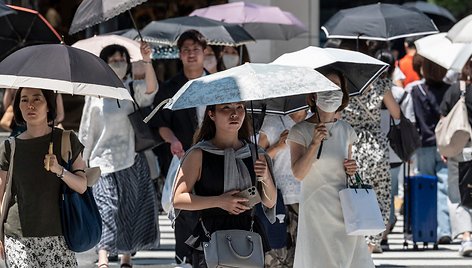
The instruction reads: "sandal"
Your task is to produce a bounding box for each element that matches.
[97,264,108,268]
[120,264,133,268]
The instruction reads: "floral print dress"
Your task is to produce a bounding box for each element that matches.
[342,78,392,244]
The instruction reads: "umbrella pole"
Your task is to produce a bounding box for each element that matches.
[316,108,323,159]
[128,10,143,42]
[250,100,259,159]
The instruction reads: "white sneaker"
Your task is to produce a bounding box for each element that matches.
[459,240,472,257]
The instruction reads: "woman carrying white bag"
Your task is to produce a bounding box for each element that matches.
[439,58,472,256]
[288,67,375,268]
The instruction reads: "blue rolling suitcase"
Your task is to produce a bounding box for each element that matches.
[403,174,438,250]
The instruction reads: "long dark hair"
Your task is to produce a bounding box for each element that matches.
[13,88,57,126]
[193,103,252,144]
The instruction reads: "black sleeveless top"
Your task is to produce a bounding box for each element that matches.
[194,150,256,217]
[190,150,270,249]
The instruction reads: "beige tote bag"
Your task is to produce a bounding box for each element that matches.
[436,81,472,157]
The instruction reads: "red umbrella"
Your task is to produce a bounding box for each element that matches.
[0,5,61,60]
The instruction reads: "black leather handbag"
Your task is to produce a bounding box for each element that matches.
[388,112,421,161]
[127,81,163,152]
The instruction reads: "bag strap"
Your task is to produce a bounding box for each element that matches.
[1,138,16,243]
[353,98,376,121]
[128,81,142,112]
[398,91,408,105]
[61,130,72,165]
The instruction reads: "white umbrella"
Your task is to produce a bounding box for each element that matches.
[72,35,143,62]
[144,63,339,122]
[272,47,389,96]
[447,14,472,43]
[415,33,472,72]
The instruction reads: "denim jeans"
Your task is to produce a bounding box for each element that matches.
[416,146,452,239]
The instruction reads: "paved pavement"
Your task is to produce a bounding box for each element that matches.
[73,215,472,268]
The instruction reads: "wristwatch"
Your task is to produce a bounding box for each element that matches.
[57,167,65,179]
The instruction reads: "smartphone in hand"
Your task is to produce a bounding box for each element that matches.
[235,186,262,207]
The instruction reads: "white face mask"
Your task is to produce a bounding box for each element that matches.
[109,62,128,79]
[222,54,239,69]
[316,90,343,113]
[203,56,217,72]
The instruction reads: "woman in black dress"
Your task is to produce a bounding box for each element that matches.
[172,102,277,267]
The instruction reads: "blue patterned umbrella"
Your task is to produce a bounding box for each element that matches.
[165,63,338,111]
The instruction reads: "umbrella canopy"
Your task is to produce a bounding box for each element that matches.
[0,5,61,61]
[0,44,132,100]
[415,33,472,72]
[447,15,472,43]
[162,63,339,111]
[322,3,438,41]
[0,1,15,17]
[72,34,143,62]
[106,28,179,59]
[403,1,456,24]
[69,0,146,34]
[190,1,307,40]
[140,16,255,46]
[250,95,308,115]
[272,47,389,96]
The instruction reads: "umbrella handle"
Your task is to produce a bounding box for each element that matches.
[45,142,53,171]
[317,141,323,159]
[143,98,171,123]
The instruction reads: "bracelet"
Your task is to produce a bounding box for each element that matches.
[57,167,65,179]
[142,60,152,64]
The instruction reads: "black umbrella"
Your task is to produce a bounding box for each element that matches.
[322,3,439,41]
[0,1,15,17]
[0,44,132,100]
[69,0,147,37]
[140,16,255,46]
[250,95,308,115]
[403,1,456,24]
[0,5,61,61]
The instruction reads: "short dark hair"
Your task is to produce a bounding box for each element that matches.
[193,103,252,144]
[307,66,349,113]
[404,37,417,49]
[177,30,207,50]
[99,44,132,77]
[13,88,57,126]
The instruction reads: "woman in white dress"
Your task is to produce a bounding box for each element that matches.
[288,67,374,268]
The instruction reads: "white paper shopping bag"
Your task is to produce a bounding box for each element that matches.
[339,187,386,236]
